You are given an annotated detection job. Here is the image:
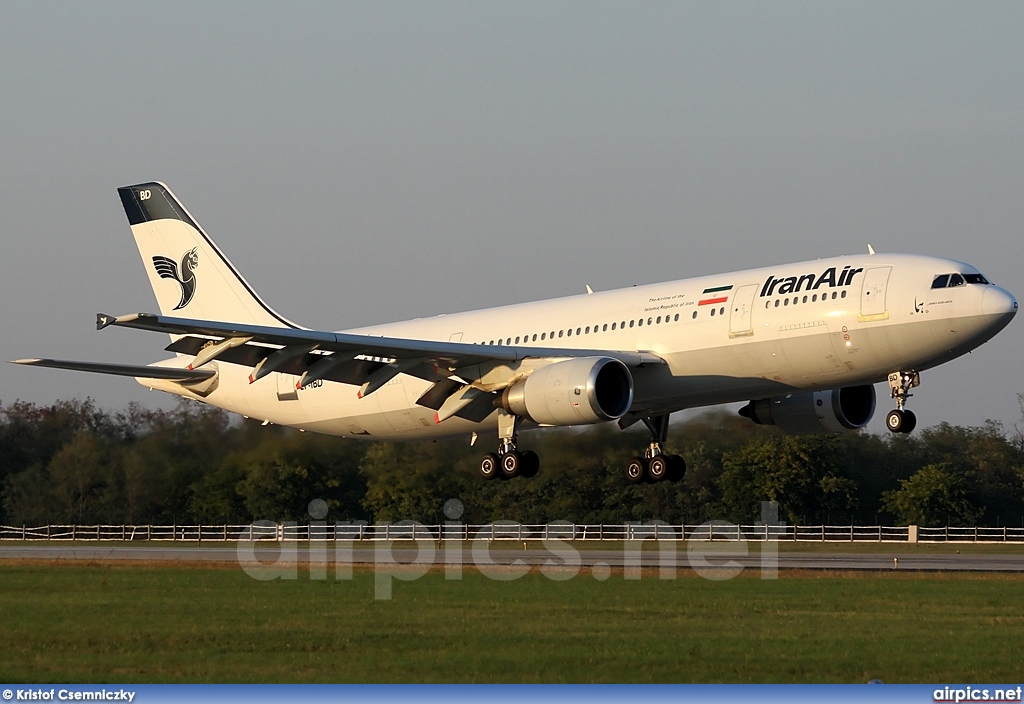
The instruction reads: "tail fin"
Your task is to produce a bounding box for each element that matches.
[118,182,298,328]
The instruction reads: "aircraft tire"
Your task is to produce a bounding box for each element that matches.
[900,410,917,434]
[625,458,646,484]
[521,450,540,478]
[648,455,669,482]
[479,453,500,480]
[667,455,686,482]
[500,450,522,479]
[886,409,905,433]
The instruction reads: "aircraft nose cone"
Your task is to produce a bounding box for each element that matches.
[983,286,1017,317]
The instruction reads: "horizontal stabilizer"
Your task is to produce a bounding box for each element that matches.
[10,358,216,381]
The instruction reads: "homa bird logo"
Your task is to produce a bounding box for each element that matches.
[152,248,199,310]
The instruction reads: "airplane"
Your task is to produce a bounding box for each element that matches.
[12,182,1018,484]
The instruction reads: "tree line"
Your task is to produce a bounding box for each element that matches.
[2,398,1023,528]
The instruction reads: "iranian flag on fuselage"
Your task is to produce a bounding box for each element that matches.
[698,284,733,306]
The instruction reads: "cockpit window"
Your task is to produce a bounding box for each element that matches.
[932,272,990,289]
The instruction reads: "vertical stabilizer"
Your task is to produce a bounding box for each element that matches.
[118,182,298,328]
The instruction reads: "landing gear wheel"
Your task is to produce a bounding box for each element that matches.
[667,455,686,482]
[648,456,669,482]
[479,453,500,480]
[520,450,540,478]
[900,410,917,434]
[625,458,646,484]
[500,450,522,479]
[886,409,905,433]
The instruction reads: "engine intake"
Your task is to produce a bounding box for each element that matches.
[738,385,876,434]
[500,357,634,426]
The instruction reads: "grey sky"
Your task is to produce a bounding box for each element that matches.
[1,2,1022,435]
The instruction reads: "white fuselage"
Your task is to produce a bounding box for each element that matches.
[142,253,1017,439]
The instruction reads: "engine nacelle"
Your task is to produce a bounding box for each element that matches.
[500,357,634,426]
[738,385,876,434]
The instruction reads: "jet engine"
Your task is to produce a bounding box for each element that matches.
[499,357,634,426]
[738,385,876,434]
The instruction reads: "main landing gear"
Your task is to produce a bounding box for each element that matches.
[477,411,686,484]
[478,411,540,480]
[885,370,920,434]
[624,415,686,484]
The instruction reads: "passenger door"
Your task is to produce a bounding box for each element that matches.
[859,266,891,321]
[729,284,759,338]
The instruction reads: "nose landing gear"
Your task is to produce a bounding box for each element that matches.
[885,371,919,434]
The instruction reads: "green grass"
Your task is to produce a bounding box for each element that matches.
[2,564,1023,683]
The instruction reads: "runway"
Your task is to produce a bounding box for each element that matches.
[1,543,1023,572]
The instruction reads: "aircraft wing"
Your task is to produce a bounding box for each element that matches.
[10,357,216,381]
[90,312,664,418]
[97,312,663,369]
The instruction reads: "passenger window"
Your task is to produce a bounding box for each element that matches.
[611,322,616,330]
[558,330,563,338]
[576,327,581,335]
[567,328,572,337]
[532,334,537,342]
[710,308,716,316]
[692,311,697,319]
[674,314,679,321]
[603,324,608,331]
[638,319,643,327]
[629,320,634,328]
[841,291,847,298]
[541,333,546,340]
[949,274,965,287]
[931,274,950,289]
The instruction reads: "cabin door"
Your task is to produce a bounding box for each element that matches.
[860,267,892,320]
[729,284,759,337]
